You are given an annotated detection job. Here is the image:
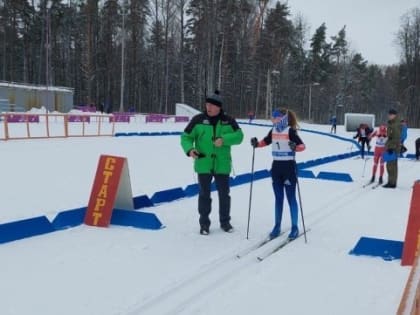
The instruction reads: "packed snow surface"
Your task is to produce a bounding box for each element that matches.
[0,119,419,315]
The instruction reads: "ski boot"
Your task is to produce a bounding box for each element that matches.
[269,224,281,239]
[288,226,299,240]
[370,176,375,183]
[378,176,383,185]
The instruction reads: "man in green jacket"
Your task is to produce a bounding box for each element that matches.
[181,90,244,235]
[383,108,401,188]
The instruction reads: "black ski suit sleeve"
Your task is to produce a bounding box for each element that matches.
[289,128,304,145]
[262,129,273,145]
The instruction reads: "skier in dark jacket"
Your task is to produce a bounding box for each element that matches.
[181,90,244,235]
[416,138,420,161]
[250,108,305,240]
[330,115,337,134]
[353,123,373,159]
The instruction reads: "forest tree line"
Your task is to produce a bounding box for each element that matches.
[1,0,420,126]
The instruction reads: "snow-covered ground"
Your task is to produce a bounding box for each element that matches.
[0,119,419,315]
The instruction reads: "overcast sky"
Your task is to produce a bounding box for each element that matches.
[283,0,420,65]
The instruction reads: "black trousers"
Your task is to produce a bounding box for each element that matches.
[360,138,370,158]
[416,138,420,160]
[198,174,231,227]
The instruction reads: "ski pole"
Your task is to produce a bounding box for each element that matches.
[362,157,368,178]
[246,146,256,240]
[295,161,308,243]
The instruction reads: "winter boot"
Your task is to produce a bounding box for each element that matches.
[200,225,210,235]
[383,183,396,189]
[221,222,234,233]
[378,176,383,184]
[370,176,375,183]
[288,226,299,240]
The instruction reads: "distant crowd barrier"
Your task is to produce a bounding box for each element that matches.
[68,115,90,123]
[7,114,40,123]
[0,113,115,140]
[145,114,189,123]
[0,112,190,141]
[175,116,189,122]
[110,113,132,123]
[146,114,166,123]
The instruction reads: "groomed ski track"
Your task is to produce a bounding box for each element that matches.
[120,159,416,315]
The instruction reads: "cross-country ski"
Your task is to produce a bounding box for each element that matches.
[257,230,310,262]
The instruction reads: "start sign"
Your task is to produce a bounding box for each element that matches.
[84,155,134,227]
[402,180,420,266]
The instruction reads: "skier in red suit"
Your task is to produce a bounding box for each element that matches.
[368,124,387,184]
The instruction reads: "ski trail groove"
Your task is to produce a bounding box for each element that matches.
[121,238,267,315]
[122,161,416,315]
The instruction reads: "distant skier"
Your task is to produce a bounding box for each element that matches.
[353,123,373,159]
[181,90,244,235]
[248,110,255,123]
[250,108,305,240]
[330,115,337,134]
[416,138,420,161]
[368,124,387,184]
[400,119,408,157]
[383,109,401,188]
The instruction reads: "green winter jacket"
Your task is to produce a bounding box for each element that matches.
[181,112,244,174]
[386,116,401,153]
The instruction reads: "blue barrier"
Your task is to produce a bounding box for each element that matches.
[151,187,186,204]
[0,216,55,244]
[231,173,252,186]
[111,209,163,230]
[210,181,217,192]
[349,237,403,261]
[253,169,271,180]
[52,208,86,231]
[184,184,200,197]
[298,169,316,179]
[133,195,154,209]
[239,122,361,151]
[317,171,353,182]
[127,132,139,136]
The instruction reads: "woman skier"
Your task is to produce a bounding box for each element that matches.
[250,109,305,240]
[368,124,387,184]
[353,123,373,159]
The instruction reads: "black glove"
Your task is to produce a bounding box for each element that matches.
[387,149,394,155]
[250,137,258,148]
[288,141,297,151]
